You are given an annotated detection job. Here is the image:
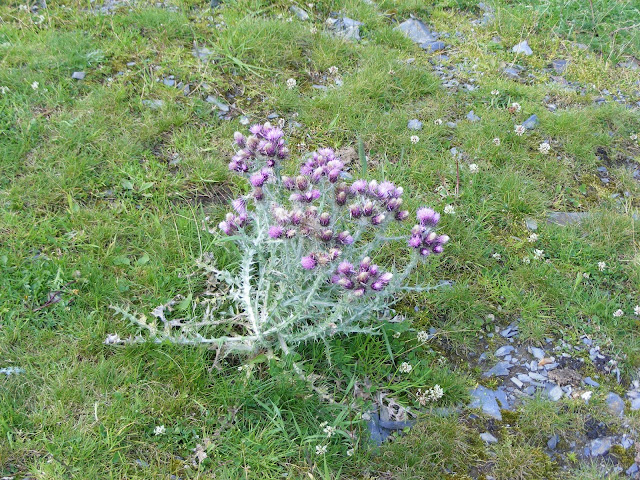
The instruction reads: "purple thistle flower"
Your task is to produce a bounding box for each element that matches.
[277,146,289,159]
[319,229,333,242]
[349,204,362,218]
[360,256,371,271]
[432,245,444,254]
[408,236,421,248]
[437,234,450,245]
[378,272,393,284]
[369,264,379,276]
[363,201,375,217]
[338,231,354,245]
[300,163,313,176]
[268,225,283,239]
[377,181,396,198]
[232,198,246,214]
[295,175,309,191]
[411,225,423,236]
[371,213,385,225]
[265,128,284,142]
[330,274,341,284]
[370,281,385,291]
[282,176,295,190]
[228,160,239,171]
[368,180,379,196]
[419,248,430,257]
[356,271,370,284]
[218,221,233,235]
[395,210,409,221]
[338,277,354,289]
[416,207,436,225]
[290,193,303,202]
[290,210,303,225]
[337,261,354,275]
[233,131,245,146]
[246,136,259,150]
[350,179,368,194]
[285,229,296,238]
[249,124,263,135]
[253,187,264,200]
[353,287,366,297]
[328,168,341,183]
[319,212,331,226]
[250,173,265,187]
[301,255,316,270]
[336,191,347,206]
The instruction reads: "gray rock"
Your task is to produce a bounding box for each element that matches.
[397,18,437,45]
[495,345,515,357]
[206,96,230,112]
[523,114,539,130]
[423,41,446,52]
[551,59,568,74]
[407,119,423,130]
[503,67,520,79]
[525,218,538,231]
[547,434,559,450]
[518,373,531,382]
[163,78,175,87]
[327,17,363,41]
[494,388,511,410]
[621,436,634,449]
[627,464,639,476]
[529,372,547,382]
[606,392,625,416]
[512,40,533,55]
[72,71,86,80]
[548,385,563,401]
[193,46,213,61]
[469,385,502,420]
[584,377,600,387]
[480,432,498,444]
[524,386,536,395]
[126,62,136,67]
[530,347,545,360]
[0,366,25,376]
[631,398,640,411]
[142,99,164,109]
[547,212,589,226]
[312,85,328,91]
[466,110,481,122]
[589,437,612,456]
[483,361,511,377]
[511,377,524,388]
[289,5,309,20]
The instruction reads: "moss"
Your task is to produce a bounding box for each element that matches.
[609,444,636,469]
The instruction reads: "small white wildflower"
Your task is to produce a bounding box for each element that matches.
[434,118,443,125]
[104,333,121,345]
[31,81,39,90]
[515,124,526,136]
[323,425,337,438]
[315,444,328,455]
[0,86,8,94]
[634,305,640,316]
[310,26,318,34]
[598,261,606,272]
[469,163,479,173]
[583,272,590,279]
[510,102,521,112]
[528,233,538,242]
[399,362,413,374]
[538,142,551,154]
[492,137,501,146]
[631,133,638,141]
[443,204,455,215]
[533,249,544,260]
[328,66,339,75]
[491,89,499,96]
[613,309,624,318]
[429,384,444,401]
[492,253,501,260]
[388,69,396,75]
[154,425,166,435]
[522,256,531,264]
[410,135,419,144]
[346,448,354,457]
[19,4,29,10]
[286,78,297,89]
[393,331,401,338]
[417,330,429,343]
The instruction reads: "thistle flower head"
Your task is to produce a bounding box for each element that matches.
[301,255,316,270]
[268,225,284,239]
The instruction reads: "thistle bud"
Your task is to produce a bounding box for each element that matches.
[353,287,366,297]
[408,236,421,248]
[328,248,342,260]
[233,131,245,146]
[285,229,296,238]
[371,281,385,291]
[337,261,354,275]
[363,201,375,217]
[338,277,354,289]
[395,210,409,221]
[295,175,309,191]
[253,188,264,200]
[360,257,371,271]
[320,229,333,242]
[356,271,370,284]
[336,191,347,206]
[282,176,295,190]
[319,212,331,226]
[349,204,362,218]
[371,214,385,225]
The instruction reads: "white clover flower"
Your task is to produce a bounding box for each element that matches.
[444,204,455,215]
[492,137,501,146]
[154,425,166,435]
[429,384,444,400]
[491,89,499,96]
[434,118,443,125]
[522,256,531,264]
[315,444,328,455]
[538,142,551,154]
[323,425,337,438]
[31,81,39,90]
[631,133,638,141]
[492,253,501,260]
[511,102,521,112]
[346,448,354,457]
[286,78,297,89]
[417,330,429,343]
[310,26,318,34]
[613,309,624,318]
[634,305,640,316]
[598,261,606,272]
[528,233,538,243]
[515,124,526,136]
[328,66,339,75]
[393,331,401,338]
[19,4,29,10]
[388,69,396,75]
[533,249,544,260]
[410,135,419,144]
[469,163,479,173]
[583,272,590,278]
[399,362,413,373]
[0,86,8,94]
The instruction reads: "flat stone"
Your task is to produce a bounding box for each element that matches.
[511,377,524,388]
[466,110,481,122]
[142,99,164,109]
[503,67,520,79]
[494,388,511,410]
[206,96,230,112]
[525,218,538,231]
[512,40,533,55]
[397,18,437,45]
[193,46,213,61]
[495,345,515,357]
[606,392,625,416]
[551,59,568,74]
[71,71,86,80]
[584,377,600,387]
[0,366,25,376]
[631,398,640,411]
[529,372,547,382]
[627,464,639,476]
[530,347,545,360]
[469,385,502,420]
[547,212,589,226]
[483,361,511,377]
[547,434,559,450]
[289,5,309,20]
[327,17,363,41]
[423,41,446,52]
[523,114,539,130]
[590,437,612,457]
[407,119,423,130]
[524,386,536,395]
[480,432,498,444]
[548,385,563,401]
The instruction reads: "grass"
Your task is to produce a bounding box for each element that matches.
[1,0,639,478]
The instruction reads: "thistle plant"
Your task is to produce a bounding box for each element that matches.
[109,123,448,356]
